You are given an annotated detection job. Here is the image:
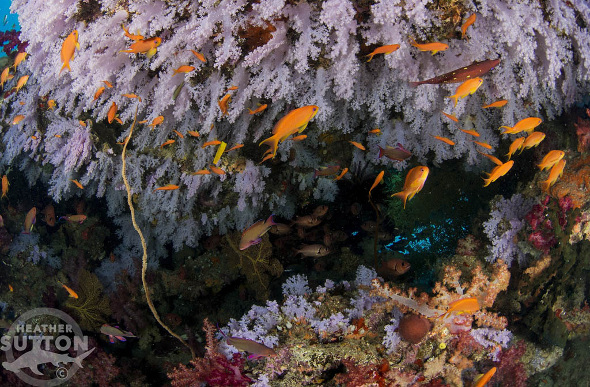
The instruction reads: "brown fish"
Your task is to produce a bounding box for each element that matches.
[294,244,331,257]
[312,205,329,218]
[379,258,411,278]
[269,223,292,235]
[410,59,500,87]
[292,215,321,228]
[378,144,412,161]
[41,204,56,227]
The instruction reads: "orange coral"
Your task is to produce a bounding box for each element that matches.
[549,154,590,209]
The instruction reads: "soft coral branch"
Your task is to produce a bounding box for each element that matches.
[168,318,252,387]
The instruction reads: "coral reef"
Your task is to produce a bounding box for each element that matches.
[65,269,111,331]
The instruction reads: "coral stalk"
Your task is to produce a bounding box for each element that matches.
[121,104,195,358]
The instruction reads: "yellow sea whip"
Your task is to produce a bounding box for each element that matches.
[121,105,195,359]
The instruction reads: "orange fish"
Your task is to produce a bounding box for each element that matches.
[366,44,400,62]
[190,50,206,62]
[506,137,525,160]
[228,144,244,151]
[149,116,164,128]
[248,104,268,115]
[160,139,175,148]
[107,102,117,124]
[120,37,162,58]
[103,80,113,88]
[461,13,476,39]
[500,117,542,134]
[349,141,366,150]
[122,93,142,102]
[440,297,480,319]
[0,67,10,90]
[173,65,195,76]
[477,150,503,166]
[447,77,483,107]
[473,367,496,387]
[1,175,8,198]
[8,284,13,292]
[392,166,429,209]
[191,169,210,175]
[202,140,222,148]
[409,39,449,55]
[541,159,566,192]
[11,115,25,125]
[187,130,200,137]
[30,135,38,140]
[482,100,507,108]
[13,75,29,92]
[58,281,79,299]
[259,105,319,159]
[521,131,545,150]
[368,128,381,135]
[121,24,144,41]
[441,111,459,122]
[173,130,184,138]
[291,135,307,141]
[368,171,384,199]
[218,93,231,115]
[227,86,238,91]
[209,165,226,175]
[239,215,276,250]
[60,30,79,75]
[47,100,56,110]
[79,120,87,127]
[433,135,455,146]
[13,52,27,70]
[70,179,84,189]
[537,150,565,170]
[483,160,514,187]
[93,86,105,101]
[23,207,36,234]
[334,168,349,181]
[154,184,180,192]
[473,140,492,150]
[460,128,480,137]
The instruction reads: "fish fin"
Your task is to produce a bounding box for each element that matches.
[297,123,309,133]
[391,191,409,209]
[109,335,115,344]
[146,48,157,58]
[116,336,126,342]
[366,54,374,62]
[59,62,70,75]
[259,135,279,158]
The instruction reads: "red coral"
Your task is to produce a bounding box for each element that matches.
[574,109,590,153]
[335,359,388,387]
[168,319,251,387]
[494,340,528,387]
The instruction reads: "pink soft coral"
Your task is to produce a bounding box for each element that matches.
[167,319,251,387]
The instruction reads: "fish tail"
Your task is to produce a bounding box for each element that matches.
[259,135,279,158]
[391,191,409,209]
[409,81,422,87]
[447,95,458,107]
[366,54,374,62]
[499,125,512,133]
[482,176,492,187]
[378,146,384,158]
[59,62,70,75]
